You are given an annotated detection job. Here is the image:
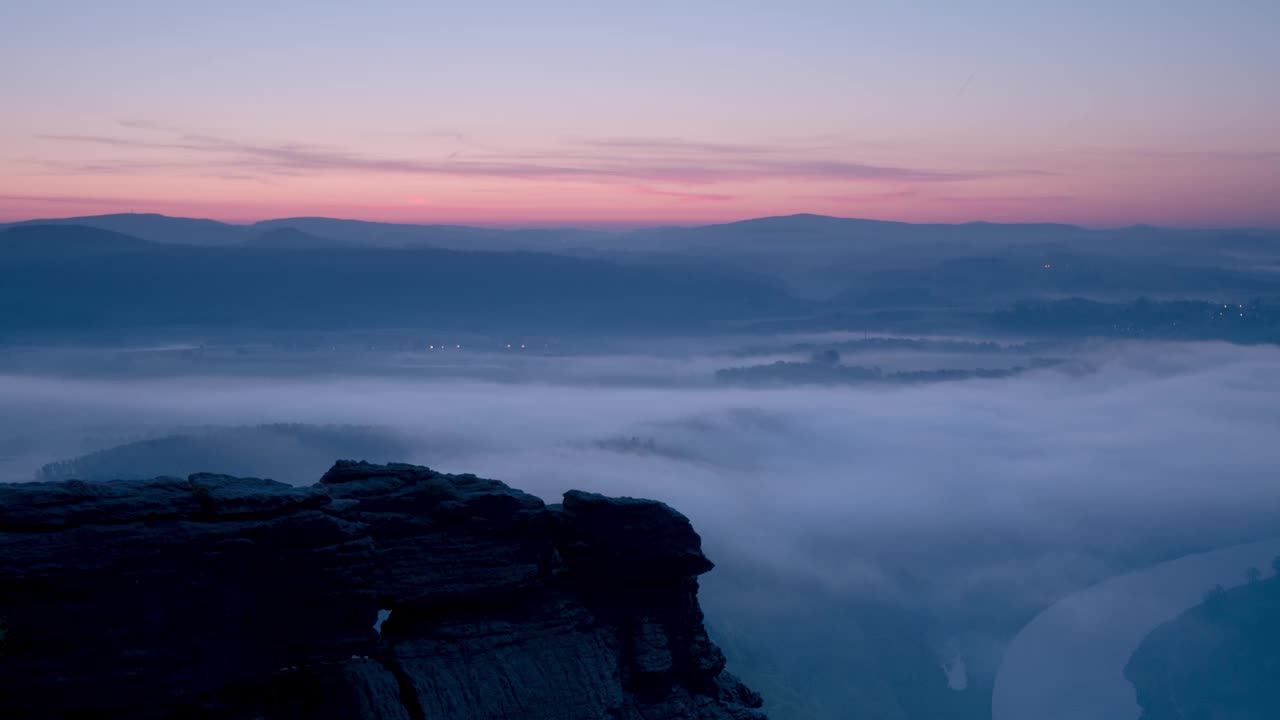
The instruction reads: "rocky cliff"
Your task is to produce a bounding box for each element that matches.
[0,460,765,720]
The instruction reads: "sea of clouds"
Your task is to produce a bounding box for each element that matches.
[4,339,1279,716]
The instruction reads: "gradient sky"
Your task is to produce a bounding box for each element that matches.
[2,0,1278,227]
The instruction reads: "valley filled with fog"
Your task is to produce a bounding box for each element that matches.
[5,332,1278,719]
[5,207,1280,720]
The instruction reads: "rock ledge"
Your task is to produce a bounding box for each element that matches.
[0,460,765,720]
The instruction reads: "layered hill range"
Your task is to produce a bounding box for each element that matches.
[2,213,1278,334]
[0,461,765,720]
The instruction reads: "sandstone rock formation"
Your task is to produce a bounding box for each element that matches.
[0,460,765,720]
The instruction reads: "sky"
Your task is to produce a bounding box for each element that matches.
[2,0,1278,227]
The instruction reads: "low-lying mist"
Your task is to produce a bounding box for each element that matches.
[4,338,1279,718]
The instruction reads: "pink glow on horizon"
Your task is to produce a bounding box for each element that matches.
[2,128,1278,229]
[3,172,1278,229]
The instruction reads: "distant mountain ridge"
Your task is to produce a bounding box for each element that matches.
[6,211,1277,251]
[246,226,351,249]
[2,213,248,246]
[0,224,797,332]
[6,211,1276,273]
[3,214,1279,335]
[0,223,155,257]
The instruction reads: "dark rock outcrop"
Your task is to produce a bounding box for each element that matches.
[0,461,765,720]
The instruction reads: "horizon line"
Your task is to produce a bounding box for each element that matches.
[4,210,1278,234]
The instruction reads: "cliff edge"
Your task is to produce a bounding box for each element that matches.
[0,460,765,720]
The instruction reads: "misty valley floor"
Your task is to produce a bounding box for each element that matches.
[3,332,1280,719]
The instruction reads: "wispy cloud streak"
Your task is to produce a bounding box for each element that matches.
[34,130,1043,185]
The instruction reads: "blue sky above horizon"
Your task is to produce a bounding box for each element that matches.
[2,0,1277,227]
